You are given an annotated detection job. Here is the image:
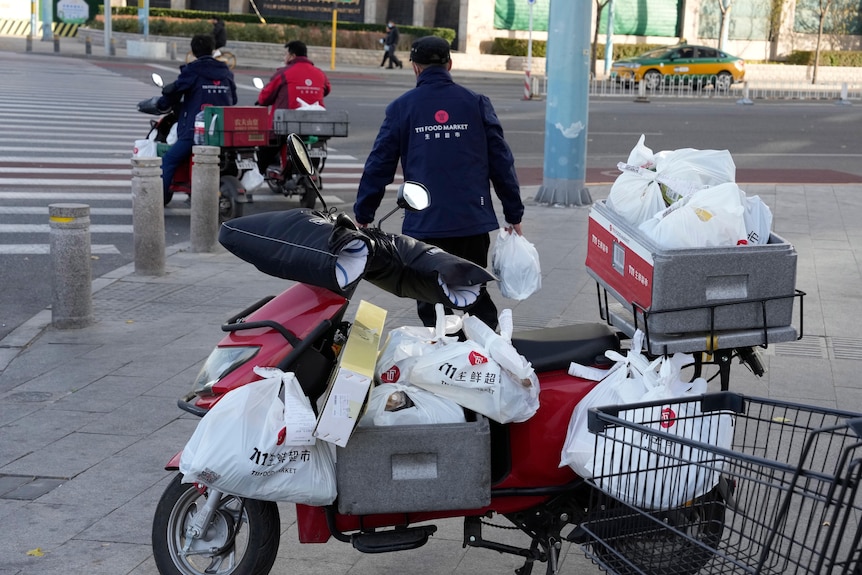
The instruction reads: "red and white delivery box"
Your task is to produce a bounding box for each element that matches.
[585,200,798,335]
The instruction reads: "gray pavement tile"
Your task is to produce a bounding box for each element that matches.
[79,395,187,436]
[6,540,153,575]
[0,399,40,426]
[0,474,33,496]
[0,431,140,478]
[0,408,98,468]
[52,375,152,413]
[766,356,838,404]
[2,477,66,501]
[0,500,104,564]
[819,298,862,337]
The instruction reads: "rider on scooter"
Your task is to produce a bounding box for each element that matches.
[255,40,331,174]
[157,34,237,204]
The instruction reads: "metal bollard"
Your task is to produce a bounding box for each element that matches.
[131,157,166,275]
[26,34,33,52]
[635,79,649,103]
[49,204,94,329]
[53,35,60,53]
[85,35,92,55]
[169,41,177,60]
[109,37,116,57]
[190,146,221,252]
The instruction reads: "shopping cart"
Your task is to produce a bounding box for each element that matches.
[580,392,862,575]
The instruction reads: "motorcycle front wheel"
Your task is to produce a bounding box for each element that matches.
[152,473,280,575]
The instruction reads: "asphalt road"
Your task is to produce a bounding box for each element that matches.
[1,56,861,341]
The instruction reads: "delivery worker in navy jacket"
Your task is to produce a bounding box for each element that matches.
[157,34,237,205]
[354,36,525,330]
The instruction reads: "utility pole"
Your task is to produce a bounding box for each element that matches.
[534,0,592,206]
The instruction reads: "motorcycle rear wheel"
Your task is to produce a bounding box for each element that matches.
[152,473,280,575]
[589,485,726,575]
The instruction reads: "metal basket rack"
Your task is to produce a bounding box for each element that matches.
[580,392,862,574]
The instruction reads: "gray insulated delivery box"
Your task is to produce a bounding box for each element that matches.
[272,109,349,137]
[585,200,798,335]
[335,415,491,515]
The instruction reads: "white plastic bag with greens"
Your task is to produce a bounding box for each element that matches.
[638,182,748,248]
[359,383,466,426]
[492,229,541,300]
[180,366,336,504]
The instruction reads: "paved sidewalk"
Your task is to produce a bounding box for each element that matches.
[3,34,862,575]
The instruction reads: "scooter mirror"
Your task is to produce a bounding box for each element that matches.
[397,182,430,211]
[252,77,265,90]
[286,133,314,177]
[151,73,164,88]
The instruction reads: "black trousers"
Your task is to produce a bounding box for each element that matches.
[381,48,402,68]
[415,233,498,331]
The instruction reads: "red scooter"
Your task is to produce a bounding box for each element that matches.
[138,73,256,220]
[151,136,767,575]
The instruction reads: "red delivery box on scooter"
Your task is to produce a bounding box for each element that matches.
[585,199,798,335]
[202,106,270,147]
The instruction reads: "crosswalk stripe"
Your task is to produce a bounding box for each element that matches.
[0,168,130,175]
[0,179,130,187]
[0,245,121,255]
[0,192,132,200]
[0,207,133,215]
[0,224,134,233]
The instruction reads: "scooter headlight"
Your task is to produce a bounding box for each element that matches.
[191,346,259,396]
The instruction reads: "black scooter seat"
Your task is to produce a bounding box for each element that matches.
[510,322,619,373]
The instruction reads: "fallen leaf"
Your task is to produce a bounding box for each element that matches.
[26,548,44,557]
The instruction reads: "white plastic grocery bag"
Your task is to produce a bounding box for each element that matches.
[132,138,157,158]
[359,383,466,427]
[560,330,657,477]
[492,229,541,300]
[741,193,773,245]
[179,366,336,504]
[375,304,461,384]
[606,135,668,226]
[409,326,540,424]
[638,182,748,248]
[587,356,734,510]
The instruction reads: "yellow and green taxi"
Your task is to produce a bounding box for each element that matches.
[610,44,745,90]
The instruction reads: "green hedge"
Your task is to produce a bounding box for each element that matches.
[489,39,666,59]
[95,7,455,47]
[785,50,862,66]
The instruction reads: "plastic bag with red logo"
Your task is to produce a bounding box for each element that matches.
[408,338,540,424]
[374,305,462,384]
[179,367,336,504]
[586,355,734,510]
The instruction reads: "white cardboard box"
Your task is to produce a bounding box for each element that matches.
[313,301,387,447]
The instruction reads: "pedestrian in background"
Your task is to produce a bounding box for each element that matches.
[379,20,403,69]
[355,36,524,330]
[211,17,227,53]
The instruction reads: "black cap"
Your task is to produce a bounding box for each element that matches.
[410,36,451,65]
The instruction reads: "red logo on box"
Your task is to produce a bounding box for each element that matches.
[468,351,488,365]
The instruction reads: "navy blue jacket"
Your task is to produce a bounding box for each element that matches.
[157,56,237,141]
[354,67,523,239]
